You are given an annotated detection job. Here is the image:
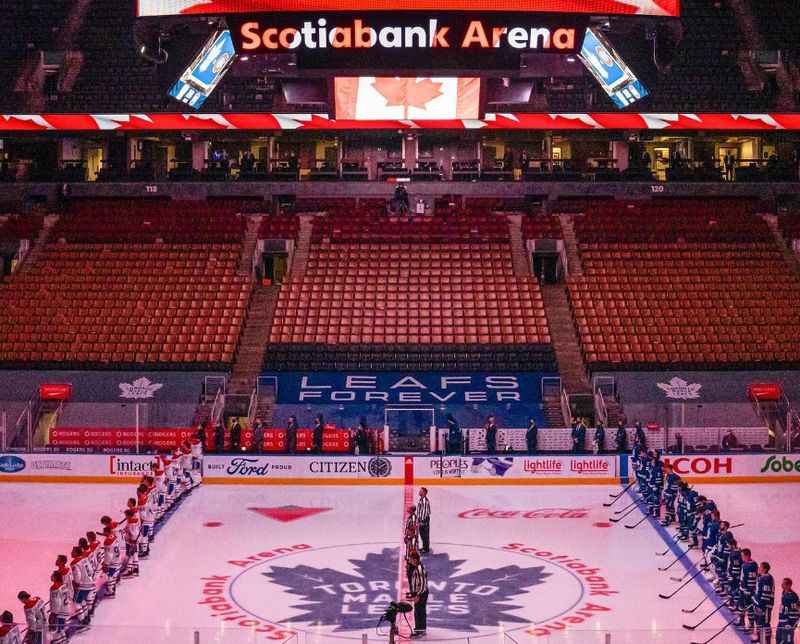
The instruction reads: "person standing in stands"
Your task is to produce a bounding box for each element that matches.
[593,422,605,455]
[484,415,498,455]
[356,417,370,455]
[571,418,586,454]
[724,151,735,182]
[197,424,207,452]
[615,420,627,453]
[251,418,264,454]
[721,429,739,451]
[287,415,299,454]
[416,488,431,554]
[230,418,242,453]
[634,421,647,450]
[213,422,224,453]
[526,418,538,454]
[446,414,462,454]
[313,414,325,453]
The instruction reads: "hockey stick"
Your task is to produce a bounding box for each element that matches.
[683,602,726,630]
[613,497,643,515]
[603,481,635,506]
[689,610,747,644]
[609,504,642,523]
[682,595,711,614]
[625,513,650,529]
[658,567,706,599]
[658,546,693,571]
[656,532,682,556]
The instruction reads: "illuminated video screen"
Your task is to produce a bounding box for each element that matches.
[138,0,679,16]
[168,29,237,109]
[579,27,648,108]
[335,77,481,120]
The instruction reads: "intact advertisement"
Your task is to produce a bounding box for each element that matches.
[0,454,161,481]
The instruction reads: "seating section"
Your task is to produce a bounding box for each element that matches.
[0,201,251,368]
[0,215,43,241]
[258,215,300,240]
[266,212,555,371]
[521,215,563,240]
[568,200,800,369]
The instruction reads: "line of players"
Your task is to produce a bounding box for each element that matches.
[0,439,203,644]
[633,449,800,644]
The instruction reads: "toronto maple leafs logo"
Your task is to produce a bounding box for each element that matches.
[118,377,164,400]
[656,377,702,400]
[263,547,549,632]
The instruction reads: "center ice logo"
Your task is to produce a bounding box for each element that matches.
[263,547,549,632]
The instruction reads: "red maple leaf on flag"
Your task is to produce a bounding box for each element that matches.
[371,77,444,119]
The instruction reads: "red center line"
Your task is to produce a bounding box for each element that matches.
[396,456,416,638]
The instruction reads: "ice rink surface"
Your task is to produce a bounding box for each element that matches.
[0,481,796,644]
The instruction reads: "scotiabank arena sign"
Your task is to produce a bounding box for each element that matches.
[230,14,586,68]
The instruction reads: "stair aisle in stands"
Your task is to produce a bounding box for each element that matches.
[540,283,590,396]
[228,284,280,395]
[558,214,583,277]
[508,214,532,279]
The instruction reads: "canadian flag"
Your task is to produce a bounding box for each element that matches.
[335,77,480,121]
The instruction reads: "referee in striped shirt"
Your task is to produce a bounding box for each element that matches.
[408,551,428,637]
[417,488,431,554]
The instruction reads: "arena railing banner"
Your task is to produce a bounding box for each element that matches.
[202,454,403,483]
[0,453,162,482]
[136,0,679,16]
[49,427,197,450]
[4,113,800,132]
[264,372,547,405]
[0,370,224,403]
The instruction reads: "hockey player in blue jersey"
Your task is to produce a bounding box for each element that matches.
[740,548,759,632]
[753,562,775,644]
[777,578,799,644]
[712,522,733,594]
[648,452,664,518]
[661,464,680,526]
[727,539,743,608]
[702,509,721,561]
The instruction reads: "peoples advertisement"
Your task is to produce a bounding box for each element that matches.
[335,77,480,120]
[138,0,679,17]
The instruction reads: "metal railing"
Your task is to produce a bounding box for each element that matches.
[560,386,572,427]
[594,390,608,426]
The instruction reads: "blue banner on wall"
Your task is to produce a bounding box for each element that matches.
[261,372,553,406]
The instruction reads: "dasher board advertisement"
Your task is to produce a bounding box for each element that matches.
[138,0,679,16]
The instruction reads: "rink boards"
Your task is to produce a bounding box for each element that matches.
[3,452,800,484]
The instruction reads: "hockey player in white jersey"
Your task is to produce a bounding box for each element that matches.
[0,611,21,644]
[49,570,72,644]
[137,483,155,558]
[102,525,124,597]
[16,592,46,644]
[70,545,95,625]
[123,508,141,577]
[190,436,203,485]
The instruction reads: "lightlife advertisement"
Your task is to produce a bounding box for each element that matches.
[138,0,679,17]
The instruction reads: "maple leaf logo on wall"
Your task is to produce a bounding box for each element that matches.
[371,77,444,119]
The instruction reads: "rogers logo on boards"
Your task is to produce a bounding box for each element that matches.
[459,508,589,519]
[662,456,733,475]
